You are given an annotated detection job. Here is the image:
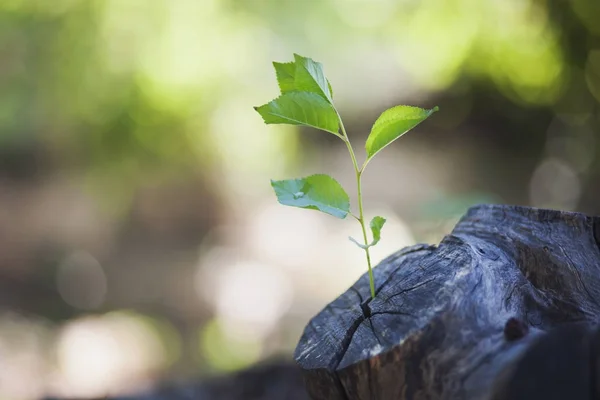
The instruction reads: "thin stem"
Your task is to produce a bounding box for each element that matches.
[331,132,345,141]
[361,158,370,174]
[335,109,376,299]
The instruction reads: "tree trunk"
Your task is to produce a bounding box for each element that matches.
[294,204,600,400]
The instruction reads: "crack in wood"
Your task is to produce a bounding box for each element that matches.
[295,205,600,400]
[383,277,437,303]
[332,315,365,371]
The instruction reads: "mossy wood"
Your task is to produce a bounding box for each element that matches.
[295,204,600,400]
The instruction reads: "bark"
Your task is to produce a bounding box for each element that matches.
[294,204,600,400]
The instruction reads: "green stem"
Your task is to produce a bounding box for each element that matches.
[335,109,376,299]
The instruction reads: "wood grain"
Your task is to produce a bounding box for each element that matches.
[295,204,600,399]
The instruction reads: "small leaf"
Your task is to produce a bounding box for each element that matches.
[254,92,339,135]
[365,105,439,162]
[349,236,368,249]
[293,54,334,104]
[273,61,296,94]
[369,216,386,246]
[348,216,386,250]
[270,174,350,219]
[273,58,334,100]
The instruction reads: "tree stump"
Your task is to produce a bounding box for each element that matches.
[294,204,600,399]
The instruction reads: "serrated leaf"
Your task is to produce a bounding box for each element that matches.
[254,92,339,135]
[273,59,334,99]
[273,61,296,94]
[293,54,334,104]
[270,174,350,219]
[369,216,386,246]
[365,105,439,162]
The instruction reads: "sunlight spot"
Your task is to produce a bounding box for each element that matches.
[207,261,293,341]
[245,203,327,270]
[53,312,167,398]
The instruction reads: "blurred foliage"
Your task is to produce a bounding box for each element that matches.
[199,317,262,373]
[0,0,302,211]
[1,0,600,398]
[0,0,598,196]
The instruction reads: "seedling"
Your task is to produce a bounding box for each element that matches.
[254,54,438,299]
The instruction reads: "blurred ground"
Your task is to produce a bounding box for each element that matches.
[0,0,599,398]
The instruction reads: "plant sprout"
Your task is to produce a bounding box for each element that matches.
[254,54,438,299]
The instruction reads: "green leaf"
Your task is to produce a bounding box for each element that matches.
[348,216,386,250]
[369,216,386,246]
[365,105,439,162]
[348,236,368,250]
[273,59,334,99]
[254,92,339,135]
[273,61,296,94]
[293,54,334,104]
[270,174,350,219]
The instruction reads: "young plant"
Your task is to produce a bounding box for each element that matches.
[254,54,438,299]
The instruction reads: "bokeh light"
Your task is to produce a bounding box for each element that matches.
[56,251,107,310]
[52,312,168,398]
[1,0,600,398]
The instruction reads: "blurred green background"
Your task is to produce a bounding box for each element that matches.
[1,0,599,398]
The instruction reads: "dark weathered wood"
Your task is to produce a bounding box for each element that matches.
[294,204,600,399]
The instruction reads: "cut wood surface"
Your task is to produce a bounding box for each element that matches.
[294,204,600,399]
